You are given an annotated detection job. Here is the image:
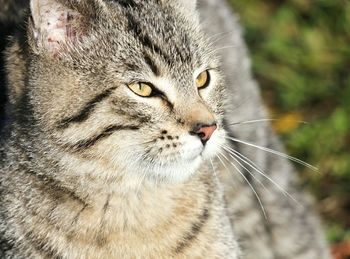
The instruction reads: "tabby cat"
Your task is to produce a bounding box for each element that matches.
[0,0,330,258]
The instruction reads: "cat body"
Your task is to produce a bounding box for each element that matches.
[0,0,240,258]
[0,0,331,258]
[1,151,238,258]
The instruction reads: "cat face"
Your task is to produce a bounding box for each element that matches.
[26,0,226,183]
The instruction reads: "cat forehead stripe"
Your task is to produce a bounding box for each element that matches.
[124,11,193,66]
[126,13,173,66]
[143,52,160,76]
[111,0,138,8]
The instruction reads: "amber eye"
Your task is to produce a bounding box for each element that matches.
[128,82,153,97]
[196,70,210,89]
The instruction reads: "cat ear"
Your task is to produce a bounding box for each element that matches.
[29,0,101,56]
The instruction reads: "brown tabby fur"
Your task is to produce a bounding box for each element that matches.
[0,0,240,258]
[0,0,331,258]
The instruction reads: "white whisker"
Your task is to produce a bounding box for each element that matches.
[221,145,270,194]
[207,30,235,43]
[222,145,300,205]
[217,152,268,219]
[227,118,308,127]
[209,158,220,185]
[209,45,238,54]
[227,119,277,126]
[208,29,235,39]
[225,136,318,171]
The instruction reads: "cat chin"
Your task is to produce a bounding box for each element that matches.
[147,156,203,184]
[118,152,204,184]
[133,135,225,184]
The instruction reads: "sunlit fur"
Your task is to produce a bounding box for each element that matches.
[0,0,331,258]
[0,0,240,258]
[25,0,227,185]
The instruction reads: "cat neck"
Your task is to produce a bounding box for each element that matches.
[13,145,216,232]
[6,149,221,258]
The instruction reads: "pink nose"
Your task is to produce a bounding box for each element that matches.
[193,124,217,145]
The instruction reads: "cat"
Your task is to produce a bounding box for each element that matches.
[0,0,331,258]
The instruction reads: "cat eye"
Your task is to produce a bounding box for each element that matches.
[196,70,210,89]
[128,82,153,97]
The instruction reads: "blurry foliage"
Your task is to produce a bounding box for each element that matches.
[229,0,350,244]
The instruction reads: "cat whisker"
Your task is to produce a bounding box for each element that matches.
[216,152,268,219]
[225,136,318,172]
[209,158,220,185]
[224,95,253,113]
[227,118,308,127]
[227,118,277,126]
[207,29,235,41]
[207,30,236,45]
[220,145,270,194]
[118,139,156,150]
[209,45,239,54]
[222,144,300,205]
[136,155,150,195]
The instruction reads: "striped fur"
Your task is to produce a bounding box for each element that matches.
[0,0,331,258]
[0,0,239,258]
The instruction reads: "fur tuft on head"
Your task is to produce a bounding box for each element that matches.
[160,0,198,19]
[179,0,197,11]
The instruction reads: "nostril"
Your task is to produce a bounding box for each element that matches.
[197,132,206,139]
[190,123,217,145]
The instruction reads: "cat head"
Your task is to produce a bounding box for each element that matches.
[20,0,226,184]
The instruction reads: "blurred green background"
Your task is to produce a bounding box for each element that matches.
[228,0,350,248]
